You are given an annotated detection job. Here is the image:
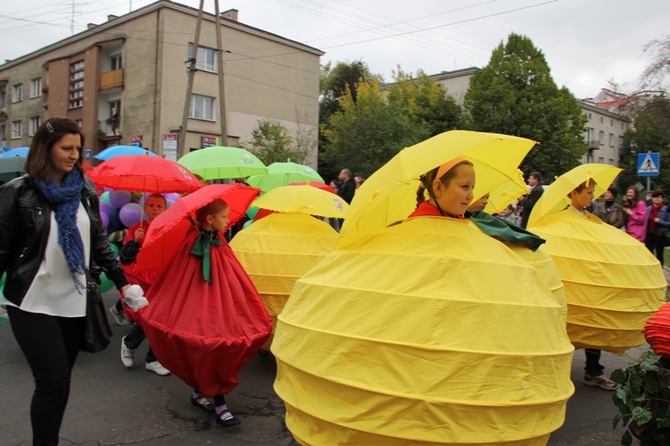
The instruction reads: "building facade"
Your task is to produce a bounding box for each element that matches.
[0,1,323,165]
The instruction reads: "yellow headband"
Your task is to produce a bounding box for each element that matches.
[434,156,467,182]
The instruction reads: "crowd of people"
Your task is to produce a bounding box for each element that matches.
[0,117,667,445]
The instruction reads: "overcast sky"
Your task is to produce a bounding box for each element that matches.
[1,0,668,99]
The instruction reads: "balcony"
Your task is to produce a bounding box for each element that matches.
[588,140,600,150]
[100,69,124,90]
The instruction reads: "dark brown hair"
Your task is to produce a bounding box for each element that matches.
[25,117,85,180]
[195,198,229,226]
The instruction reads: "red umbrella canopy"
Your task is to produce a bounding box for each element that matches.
[88,154,203,194]
[135,184,260,273]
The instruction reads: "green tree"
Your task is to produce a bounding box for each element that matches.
[618,97,670,192]
[244,119,307,165]
[464,33,587,180]
[386,68,464,136]
[321,79,430,179]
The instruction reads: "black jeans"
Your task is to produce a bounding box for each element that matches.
[645,232,665,266]
[7,306,84,446]
[584,349,605,376]
[123,323,156,363]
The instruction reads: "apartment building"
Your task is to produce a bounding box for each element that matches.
[0,1,323,164]
[426,68,630,166]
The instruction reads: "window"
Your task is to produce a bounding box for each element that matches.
[29,116,41,136]
[12,84,23,103]
[600,117,604,123]
[69,60,84,109]
[0,89,5,107]
[610,119,614,126]
[190,94,215,120]
[30,78,43,98]
[187,44,217,72]
[609,133,615,147]
[586,127,594,142]
[588,113,592,119]
[598,157,604,163]
[110,54,123,70]
[599,130,605,145]
[11,120,22,139]
[619,136,624,148]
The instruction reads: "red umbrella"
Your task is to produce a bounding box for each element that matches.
[88,154,202,193]
[82,161,94,173]
[289,180,336,194]
[134,184,260,273]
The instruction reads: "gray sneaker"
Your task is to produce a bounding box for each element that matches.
[110,305,130,326]
[121,337,135,368]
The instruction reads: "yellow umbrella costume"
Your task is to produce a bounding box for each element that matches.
[272,131,575,445]
[527,164,666,353]
[229,186,348,350]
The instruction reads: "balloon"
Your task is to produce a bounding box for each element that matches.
[164,192,180,202]
[99,200,115,216]
[99,272,114,293]
[243,220,253,229]
[119,203,143,227]
[166,199,175,208]
[109,190,132,209]
[100,211,110,229]
[109,243,120,258]
[246,206,259,219]
[100,191,111,204]
[0,272,5,287]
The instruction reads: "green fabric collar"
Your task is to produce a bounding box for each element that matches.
[469,211,546,251]
[190,230,222,284]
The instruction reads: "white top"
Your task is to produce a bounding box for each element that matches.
[1,202,91,317]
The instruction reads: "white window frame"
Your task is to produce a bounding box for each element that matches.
[110,54,123,70]
[599,130,605,145]
[30,78,43,98]
[29,116,41,136]
[187,44,218,72]
[189,94,215,121]
[12,84,23,103]
[609,133,615,147]
[11,120,22,139]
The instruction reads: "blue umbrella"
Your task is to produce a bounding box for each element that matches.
[94,145,159,161]
[0,147,29,158]
[0,156,26,182]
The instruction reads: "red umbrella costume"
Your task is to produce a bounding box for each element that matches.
[135,184,272,397]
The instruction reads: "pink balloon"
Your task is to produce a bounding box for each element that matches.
[119,203,143,227]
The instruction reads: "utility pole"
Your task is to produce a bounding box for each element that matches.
[178,0,206,158]
[213,0,228,146]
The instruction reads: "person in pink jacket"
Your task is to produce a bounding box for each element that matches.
[623,186,648,242]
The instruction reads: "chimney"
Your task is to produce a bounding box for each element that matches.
[221,9,238,21]
[107,14,118,22]
[87,23,98,30]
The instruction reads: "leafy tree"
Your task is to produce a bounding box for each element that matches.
[464,33,588,181]
[244,119,307,165]
[618,97,670,192]
[640,35,670,92]
[321,79,430,179]
[386,68,464,136]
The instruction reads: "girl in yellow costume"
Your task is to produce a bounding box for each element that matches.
[272,158,574,446]
[529,178,665,390]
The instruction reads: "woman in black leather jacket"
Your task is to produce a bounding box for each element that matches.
[0,117,132,446]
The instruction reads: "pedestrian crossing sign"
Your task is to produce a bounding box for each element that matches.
[637,152,660,176]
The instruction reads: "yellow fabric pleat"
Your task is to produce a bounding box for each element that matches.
[529,209,666,353]
[273,217,574,445]
[230,213,338,349]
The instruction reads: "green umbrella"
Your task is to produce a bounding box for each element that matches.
[177,146,268,181]
[247,162,324,192]
[0,156,26,183]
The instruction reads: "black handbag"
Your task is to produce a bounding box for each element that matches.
[658,226,670,247]
[81,268,113,353]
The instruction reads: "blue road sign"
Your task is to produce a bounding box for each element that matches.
[637,152,660,177]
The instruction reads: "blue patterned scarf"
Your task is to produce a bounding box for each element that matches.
[36,169,86,292]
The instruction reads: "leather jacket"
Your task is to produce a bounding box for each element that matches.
[0,174,128,306]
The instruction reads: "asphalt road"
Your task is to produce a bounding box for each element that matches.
[0,290,649,446]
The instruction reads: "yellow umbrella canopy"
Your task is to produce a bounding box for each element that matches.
[529,207,666,354]
[273,216,574,445]
[527,163,622,227]
[229,213,339,350]
[251,185,349,219]
[484,169,528,214]
[339,130,537,248]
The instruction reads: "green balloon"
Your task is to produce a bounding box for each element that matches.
[246,206,259,219]
[0,272,5,287]
[100,272,114,293]
[109,243,120,257]
[243,220,253,229]
[100,191,111,204]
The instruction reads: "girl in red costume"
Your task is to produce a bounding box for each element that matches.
[409,156,474,219]
[140,199,271,427]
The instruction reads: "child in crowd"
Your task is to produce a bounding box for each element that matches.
[139,198,272,427]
